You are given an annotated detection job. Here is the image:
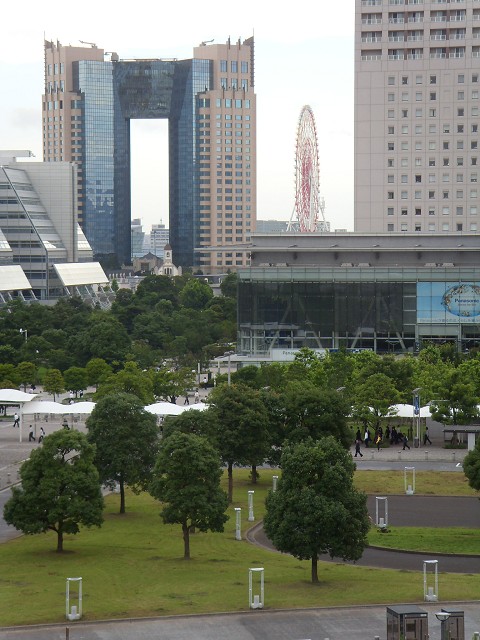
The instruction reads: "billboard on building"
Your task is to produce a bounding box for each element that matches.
[417,282,480,324]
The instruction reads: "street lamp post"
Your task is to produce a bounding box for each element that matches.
[412,387,421,447]
[435,611,451,640]
[223,350,235,386]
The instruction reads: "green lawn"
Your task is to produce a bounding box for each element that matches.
[1,468,480,627]
[368,526,480,554]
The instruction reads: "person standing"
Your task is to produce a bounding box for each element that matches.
[354,438,364,458]
[364,428,370,448]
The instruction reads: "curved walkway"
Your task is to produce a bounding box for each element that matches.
[247,494,480,573]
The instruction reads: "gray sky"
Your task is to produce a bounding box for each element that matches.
[0,0,355,233]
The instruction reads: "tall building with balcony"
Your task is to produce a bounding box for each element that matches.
[355,0,480,235]
[43,37,256,270]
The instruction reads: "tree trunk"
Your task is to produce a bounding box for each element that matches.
[251,464,257,484]
[182,523,191,560]
[56,529,64,553]
[228,461,233,503]
[311,555,319,583]
[119,476,125,514]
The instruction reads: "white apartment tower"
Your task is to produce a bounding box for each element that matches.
[355,0,480,234]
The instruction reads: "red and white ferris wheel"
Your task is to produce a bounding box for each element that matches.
[289,105,326,232]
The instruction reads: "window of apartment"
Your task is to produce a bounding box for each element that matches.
[473,107,479,117]
[430,75,437,84]
[456,206,464,215]
[416,92,422,101]
[388,93,395,101]
[458,74,465,83]
[402,76,409,85]
[401,158,408,167]
[401,142,409,150]
[442,206,450,215]
[388,126,395,134]
[472,157,478,166]
[473,91,479,100]
[429,208,436,216]
[430,92,436,101]
[415,174,422,183]
[401,174,408,183]
[429,174,436,183]
[443,173,450,182]
[402,92,409,101]
[443,141,450,150]
[473,124,478,134]
[429,158,436,167]
[416,75,423,84]
[472,141,478,150]
[428,222,436,231]
[401,208,408,216]
[388,109,395,118]
[473,74,479,83]
[415,223,422,231]
[401,190,408,199]
[402,125,409,134]
[388,174,395,183]
[458,108,465,116]
[415,108,423,117]
[457,174,464,183]
[471,189,478,198]
[443,190,449,199]
[401,223,408,231]
[388,76,395,85]
[443,158,450,166]
[415,158,422,167]
[429,108,436,117]
[470,222,477,230]
[387,224,395,231]
[457,189,464,198]
[388,191,394,199]
[429,190,435,198]
[471,173,478,183]
[415,208,421,216]
[458,91,465,100]
[442,222,450,230]
[415,141,422,150]
[415,190,422,199]
[388,158,394,167]
[402,109,408,118]
[387,207,394,215]
[429,141,437,151]
[429,124,437,134]
[388,142,395,151]
[415,125,422,134]
[471,205,478,215]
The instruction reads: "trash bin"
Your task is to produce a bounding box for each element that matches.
[414,437,420,448]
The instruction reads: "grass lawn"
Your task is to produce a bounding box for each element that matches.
[1,468,480,627]
[353,470,476,496]
[368,526,480,554]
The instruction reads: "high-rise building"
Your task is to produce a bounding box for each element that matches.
[149,223,169,258]
[355,0,480,235]
[43,37,256,270]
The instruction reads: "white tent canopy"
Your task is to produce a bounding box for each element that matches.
[21,400,65,415]
[145,402,185,416]
[0,389,37,404]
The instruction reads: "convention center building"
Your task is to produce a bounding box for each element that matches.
[236,233,480,359]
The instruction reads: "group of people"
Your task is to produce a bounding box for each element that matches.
[28,425,45,443]
[354,423,429,456]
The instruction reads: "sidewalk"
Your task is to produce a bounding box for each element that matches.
[351,442,468,463]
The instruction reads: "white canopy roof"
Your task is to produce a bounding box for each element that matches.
[21,400,96,415]
[145,402,185,416]
[54,262,109,286]
[0,266,31,292]
[0,389,38,403]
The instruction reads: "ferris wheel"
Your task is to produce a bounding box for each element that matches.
[288,105,326,232]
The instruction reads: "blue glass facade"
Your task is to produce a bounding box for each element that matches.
[74,57,211,266]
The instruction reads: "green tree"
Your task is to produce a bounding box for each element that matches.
[353,372,402,432]
[207,384,270,500]
[86,393,159,514]
[150,431,228,560]
[179,278,214,310]
[464,440,480,491]
[95,361,155,405]
[85,358,112,390]
[430,368,479,425]
[150,366,194,403]
[280,380,351,449]
[63,367,88,397]
[161,409,212,441]
[16,361,36,392]
[219,272,238,298]
[3,430,103,552]
[43,368,65,401]
[263,437,370,583]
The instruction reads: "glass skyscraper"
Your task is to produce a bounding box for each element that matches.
[43,38,256,270]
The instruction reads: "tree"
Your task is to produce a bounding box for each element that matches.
[430,368,479,425]
[43,368,65,401]
[280,380,352,449]
[263,437,370,583]
[207,384,270,501]
[63,367,88,397]
[149,431,228,559]
[179,278,214,310]
[94,362,155,405]
[353,372,402,432]
[85,358,112,390]
[86,392,159,513]
[161,408,212,441]
[16,361,36,392]
[219,272,238,298]
[3,430,103,552]
[464,440,480,491]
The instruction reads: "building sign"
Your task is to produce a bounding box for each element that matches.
[417,282,480,324]
[270,348,327,361]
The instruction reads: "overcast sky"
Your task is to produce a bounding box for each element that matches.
[0,0,355,233]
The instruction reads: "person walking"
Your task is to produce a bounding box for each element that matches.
[38,426,45,443]
[354,438,364,458]
[13,412,19,428]
[364,428,370,448]
[423,426,432,445]
[28,425,35,442]
[402,434,411,450]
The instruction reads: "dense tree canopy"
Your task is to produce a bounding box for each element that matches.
[264,437,370,583]
[3,430,103,552]
[86,392,160,513]
[150,431,228,559]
